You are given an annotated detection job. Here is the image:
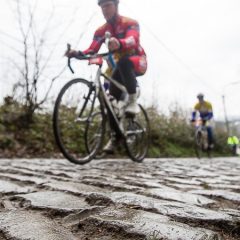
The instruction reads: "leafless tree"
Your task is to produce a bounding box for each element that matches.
[7,0,72,124]
[2,0,96,126]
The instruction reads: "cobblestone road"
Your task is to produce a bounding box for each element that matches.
[0,157,240,240]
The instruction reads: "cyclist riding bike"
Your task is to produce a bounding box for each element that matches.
[191,93,214,149]
[65,0,147,153]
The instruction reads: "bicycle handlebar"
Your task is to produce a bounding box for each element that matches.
[66,43,112,74]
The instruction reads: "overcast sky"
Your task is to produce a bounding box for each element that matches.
[0,0,240,120]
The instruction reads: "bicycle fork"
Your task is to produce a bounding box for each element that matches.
[75,84,96,123]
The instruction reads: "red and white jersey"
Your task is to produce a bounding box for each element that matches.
[83,14,146,58]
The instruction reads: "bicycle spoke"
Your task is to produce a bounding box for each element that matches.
[53,78,102,164]
[125,104,150,162]
[85,111,105,155]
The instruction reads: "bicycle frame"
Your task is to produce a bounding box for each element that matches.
[53,45,150,164]
[195,119,208,131]
[69,52,129,137]
[194,120,209,150]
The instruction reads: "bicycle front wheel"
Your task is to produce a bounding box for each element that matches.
[53,78,102,164]
[195,131,203,159]
[125,104,150,162]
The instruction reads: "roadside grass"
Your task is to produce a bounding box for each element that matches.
[0,101,230,158]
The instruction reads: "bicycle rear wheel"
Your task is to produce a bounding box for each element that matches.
[125,104,150,162]
[85,111,106,158]
[53,78,103,164]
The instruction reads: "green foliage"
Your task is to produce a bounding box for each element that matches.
[0,98,56,157]
[146,105,230,157]
[147,106,192,157]
[0,99,230,158]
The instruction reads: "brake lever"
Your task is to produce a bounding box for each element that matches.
[67,43,74,74]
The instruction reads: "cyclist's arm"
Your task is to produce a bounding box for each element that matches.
[83,30,104,55]
[118,21,140,51]
[191,111,197,121]
[191,103,199,121]
[206,111,213,120]
[204,102,213,120]
[208,103,213,119]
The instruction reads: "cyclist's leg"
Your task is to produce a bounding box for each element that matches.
[207,126,214,146]
[110,55,147,96]
[117,56,137,94]
[117,56,145,114]
[118,55,147,89]
[103,56,147,152]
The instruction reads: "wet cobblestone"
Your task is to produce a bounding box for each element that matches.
[0,157,239,239]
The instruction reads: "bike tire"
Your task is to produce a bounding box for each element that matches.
[195,131,203,159]
[125,104,150,162]
[206,141,212,158]
[53,78,101,164]
[207,148,212,158]
[85,111,106,159]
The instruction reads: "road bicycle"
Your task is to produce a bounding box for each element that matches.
[53,44,150,165]
[193,119,211,158]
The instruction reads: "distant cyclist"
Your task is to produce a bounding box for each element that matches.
[227,136,239,156]
[191,93,214,148]
[65,0,147,153]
